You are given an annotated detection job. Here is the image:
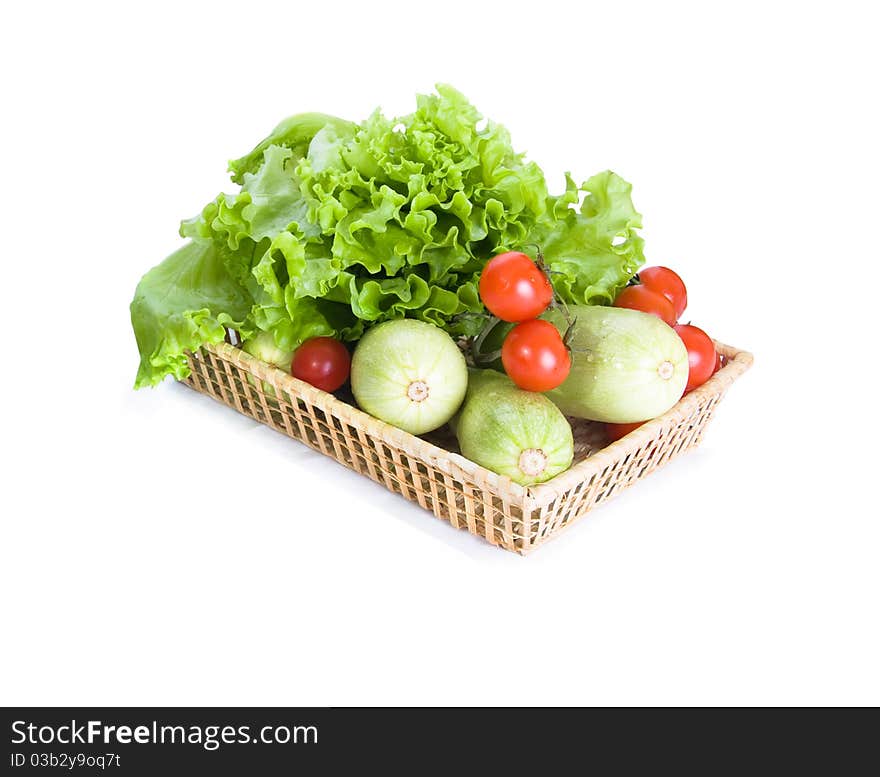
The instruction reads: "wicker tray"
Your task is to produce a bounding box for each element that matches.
[182,339,752,553]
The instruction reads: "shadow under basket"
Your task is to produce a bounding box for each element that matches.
[182,340,752,554]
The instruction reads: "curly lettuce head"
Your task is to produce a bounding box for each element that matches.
[131,85,645,387]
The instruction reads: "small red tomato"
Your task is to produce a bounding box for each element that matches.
[291,337,351,392]
[613,285,677,326]
[501,319,571,392]
[604,421,645,442]
[714,352,724,374]
[479,251,554,322]
[674,324,716,394]
[639,266,688,320]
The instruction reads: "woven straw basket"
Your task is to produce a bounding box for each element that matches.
[182,339,752,554]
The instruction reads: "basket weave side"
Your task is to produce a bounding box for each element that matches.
[183,340,752,553]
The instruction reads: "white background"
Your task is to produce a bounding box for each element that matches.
[2,1,878,706]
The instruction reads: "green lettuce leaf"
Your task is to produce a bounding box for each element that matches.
[130,239,252,388]
[228,113,356,184]
[535,171,646,305]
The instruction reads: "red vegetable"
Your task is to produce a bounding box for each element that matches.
[479,251,554,322]
[613,285,677,326]
[674,324,716,393]
[639,266,688,320]
[292,337,351,392]
[604,421,645,442]
[501,319,571,392]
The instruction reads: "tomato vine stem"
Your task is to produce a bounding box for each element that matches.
[470,315,503,365]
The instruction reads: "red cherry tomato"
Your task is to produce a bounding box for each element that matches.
[291,337,351,392]
[501,319,571,392]
[674,324,716,394]
[613,285,677,326]
[479,252,554,322]
[604,421,645,442]
[639,266,688,320]
[714,352,724,374]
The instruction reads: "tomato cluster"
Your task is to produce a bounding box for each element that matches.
[605,265,721,442]
[479,251,571,392]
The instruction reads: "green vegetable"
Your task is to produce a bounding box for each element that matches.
[453,370,574,486]
[241,331,295,400]
[535,172,645,306]
[228,113,357,185]
[544,306,688,423]
[241,330,295,370]
[131,240,252,388]
[131,85,646,387]
[350,320,467,435]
